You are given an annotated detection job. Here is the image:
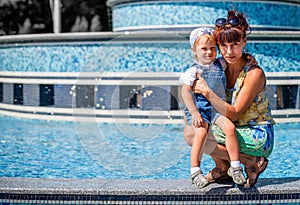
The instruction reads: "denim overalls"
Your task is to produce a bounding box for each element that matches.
[185,59,226,125]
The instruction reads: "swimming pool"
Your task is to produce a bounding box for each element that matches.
[0,115,299,179]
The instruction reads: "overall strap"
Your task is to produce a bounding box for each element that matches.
[212,59,224,71]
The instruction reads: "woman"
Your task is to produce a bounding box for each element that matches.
[184,9,275,187]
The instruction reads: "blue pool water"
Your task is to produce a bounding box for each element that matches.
[0,115,299,179]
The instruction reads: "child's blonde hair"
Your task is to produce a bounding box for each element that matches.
[193,33,215,48]
[189,27,214,48]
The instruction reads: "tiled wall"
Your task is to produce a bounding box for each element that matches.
[0,40,299,110]
[54,85,73,108]
[23,84,39,106]
[141,85,171,110]
[0,42,299,72]
[2,83,13,104]
[0,0,299,113]
[109,1,300,31]
[97,85,120,109]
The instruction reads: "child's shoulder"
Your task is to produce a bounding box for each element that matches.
[188,61,202,70]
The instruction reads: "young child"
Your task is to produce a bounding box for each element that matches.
[179,27,246,188]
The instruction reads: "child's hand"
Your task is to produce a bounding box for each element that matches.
[191,111,204,128]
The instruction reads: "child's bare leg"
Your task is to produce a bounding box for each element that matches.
[214,115,239,162]
[190,122,210,188]
[214,115,246,185]
[190,123,209,168]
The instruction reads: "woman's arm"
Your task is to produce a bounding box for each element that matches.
[194,67,266,121]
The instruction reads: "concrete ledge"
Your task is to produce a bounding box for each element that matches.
[1,71,300,85]
[2,104,300,124]
[0,177,299,204]
[1,31,300,45]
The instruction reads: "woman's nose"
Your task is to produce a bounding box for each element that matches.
[226,45,233,54]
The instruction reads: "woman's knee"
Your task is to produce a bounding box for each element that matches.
[184,125,194,146]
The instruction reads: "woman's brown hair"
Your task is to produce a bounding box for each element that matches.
[214,10,251,44]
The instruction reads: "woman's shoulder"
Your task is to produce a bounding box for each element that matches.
[244,66,266,89]
[246,65,265,78]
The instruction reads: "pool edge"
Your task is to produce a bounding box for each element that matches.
[0,177,299,204]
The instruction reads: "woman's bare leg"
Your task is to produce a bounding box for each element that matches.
[205,147,231,182]
[184,125,194,146]
[210,144,230,160]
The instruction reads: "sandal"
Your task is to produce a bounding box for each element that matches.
[245,157,269,187]
[206,167,233,183]
[227,166,246,185]
[190,170,209,189]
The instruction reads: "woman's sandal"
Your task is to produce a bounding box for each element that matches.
[227,166,246,185]
[206,167,233,183]
[191,170,209,189]
[244,156,269,188]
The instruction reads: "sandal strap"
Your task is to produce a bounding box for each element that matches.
[245,157,269,187]
[190,170,209,188]
[228,167,246,185]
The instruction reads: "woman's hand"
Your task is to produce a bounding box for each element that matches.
[192,76,210,98]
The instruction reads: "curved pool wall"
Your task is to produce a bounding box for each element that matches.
[0,34,299,123]
[107,0,300,31]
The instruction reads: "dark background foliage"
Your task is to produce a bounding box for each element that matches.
[0,0,110,35]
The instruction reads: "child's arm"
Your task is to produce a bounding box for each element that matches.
[181,84,204,128]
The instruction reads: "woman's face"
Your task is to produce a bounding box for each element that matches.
[219,38,246,65]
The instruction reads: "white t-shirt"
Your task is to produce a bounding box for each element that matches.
[179,58,227,86]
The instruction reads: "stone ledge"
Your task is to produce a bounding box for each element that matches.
[0,177,300,195]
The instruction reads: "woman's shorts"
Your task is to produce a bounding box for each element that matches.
[211,124,274,158]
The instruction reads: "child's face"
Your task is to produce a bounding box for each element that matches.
[192,35,217,65]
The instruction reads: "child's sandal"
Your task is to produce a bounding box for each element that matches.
[227,166,246,185]
[190,170,209,188]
